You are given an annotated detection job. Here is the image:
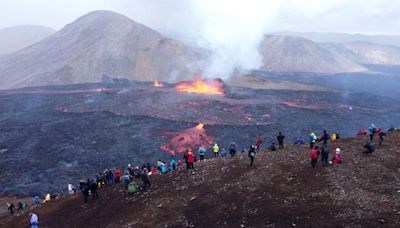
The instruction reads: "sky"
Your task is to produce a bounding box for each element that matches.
[1,0,400,78]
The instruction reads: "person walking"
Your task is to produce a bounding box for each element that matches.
[321,144,330,166]
[248,145,256,167]
[213,143,219,157]
[310,146,319,168]
[141,170,151,191]
[368,124,376,141]
[277,132,285,149]
[30,212,39,228]
[7,203,15,215]
[379,131,386,146]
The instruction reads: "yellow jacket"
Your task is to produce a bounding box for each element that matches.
[45,193,51,202]
[213,144,219,153]
[331,133,337,141]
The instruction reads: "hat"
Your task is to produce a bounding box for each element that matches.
[335,148,341,154]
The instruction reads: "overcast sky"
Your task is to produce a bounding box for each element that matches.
[1,0,400,35]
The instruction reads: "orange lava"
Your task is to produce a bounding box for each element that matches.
[153,80,165,87]
[175,79,223,95]
[196,123,204,129]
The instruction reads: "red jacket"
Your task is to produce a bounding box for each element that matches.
[333,154,342,164]
[187,152,194,163]
[256,138,263,147]
[177,160,183,167]
[114,169,122,178]
[310,149,318,159]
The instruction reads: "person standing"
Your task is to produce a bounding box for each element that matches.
[198,146,206,161]
[213,143,219,157]
[277,132,285,149]
[141,170,151,191]
[7,203,15,215]
[187,150,195,170]
[368,124,376,141]
[309,132,318,149]
[310,146,319,168]
[30,212,39,228]
[320,130,330,145]
[321,144,330,166]
[248,145,256,167]
[255,136,263,152]
[379,131,386,146]
[229,141,237,157]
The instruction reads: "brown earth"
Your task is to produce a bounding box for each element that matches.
[1,131,400,228]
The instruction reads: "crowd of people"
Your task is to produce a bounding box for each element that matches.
[4,124,398,227]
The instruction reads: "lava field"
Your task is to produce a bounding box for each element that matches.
[0,80,399,196]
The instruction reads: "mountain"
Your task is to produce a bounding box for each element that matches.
[323,42,400,66]
[2,131,400,227]
[276,31,400,47]
[258,35,367,73]
[0,11,205,90]
[0,25,55,56]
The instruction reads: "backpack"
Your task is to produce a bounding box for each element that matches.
[310,149,318,159]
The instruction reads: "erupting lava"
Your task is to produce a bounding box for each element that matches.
[153,80,165,87]
[175,79,224,95]
[160,123,214,155]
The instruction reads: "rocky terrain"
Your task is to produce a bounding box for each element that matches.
[1,131,399,228]
[0,25,54,56]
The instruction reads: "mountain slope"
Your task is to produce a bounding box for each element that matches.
[0,25,55,56]
[259,35,367,73]
[0,11,205,90]
[323,42,400,65]
[2,131,400,227]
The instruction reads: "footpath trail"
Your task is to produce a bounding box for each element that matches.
[1,131,400,228]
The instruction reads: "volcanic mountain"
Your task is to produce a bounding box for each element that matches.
[2,131,400,227]
[0,11,205,90]
[259,35,367,73]
[0,25,55,56]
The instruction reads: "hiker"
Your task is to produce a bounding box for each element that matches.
[122,172,131,189]
[81,181,90,204]
[321,144,330,166]
[248,145,256,167]
[320,130,330,145]
[255,136,263,152]
[157,160,163,171]
[186,150,195,170]
[30,212,39,228]
[177,160,183,168]
[331,133,337,141]
[33,196,40,206]
[229,141,237,157]
[213,143,219,157]
[310,146,319,168]
[309,132,318,149]
[141,170,151,191]
[7,203,15,215]
[363,141,375,154]
[277,132,285,149]
[160,162,167,173]
[68,184,76,195]
[17,202,23,212]
[296,137,305,145]
[146,162,152,172]
[220,148,228,157]
[90,179,99,199]
[114,168,122,183]
[106,169,114,184]
[45,193,51,202]
[379,131,386,146]
[169,159,177,171]
[269,142,276,151]
[331,148,342,164]
[368,124,376,141]
[198,146,206,161]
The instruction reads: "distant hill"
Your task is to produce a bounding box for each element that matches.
[0,11,205,89]
[323,42,400,66]
[258,35,367,73]
[276,31,400,47]
[0,25,55,56]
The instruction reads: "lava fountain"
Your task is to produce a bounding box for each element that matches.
[153,80,165,87]
[175,79,224,95]
[160,123,214,155]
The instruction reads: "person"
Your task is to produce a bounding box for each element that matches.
[45,193,51,202]
[30,212,39,228]
[248,145,256,167]
[7,203,15,215]
[141,170,151,191]
[33,196,40,206]
[331,148,342,164]
[157,160,163,171]
[17,202,23,212]
[198,146,206,161]
[368,124,376,141]
[255,136,263,152]
[331,133,337,141]
[187,150,195,170]
[68,184,75,195]
[269,142,276,151]
[213,143,219,157]
[82,181,90,204]
[146,162,152,172]
[296,137,305,145]
[388,125,395,132]
[151,167,158,175]
[277,132,285,149]
[169,159,177,171]
[106,169,114,185]
[320,130,330,145]
[220,148,227,157]
[379,131,386,146]
[121,172,131,189]
[90,179,99,199]
[229,141,237,157]
[177,160,183,168]
[321,144,330,166]
[160,162,167,173]
[309,132,318,149]
[310,146,319,168]
[114,168,122,183]
[363,141,375,154]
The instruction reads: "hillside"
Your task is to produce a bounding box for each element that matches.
[0,11,205,90]
[0,25,55,56]
[259,35,367,73]
[324,42,400,66]
[2,131,399,227]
